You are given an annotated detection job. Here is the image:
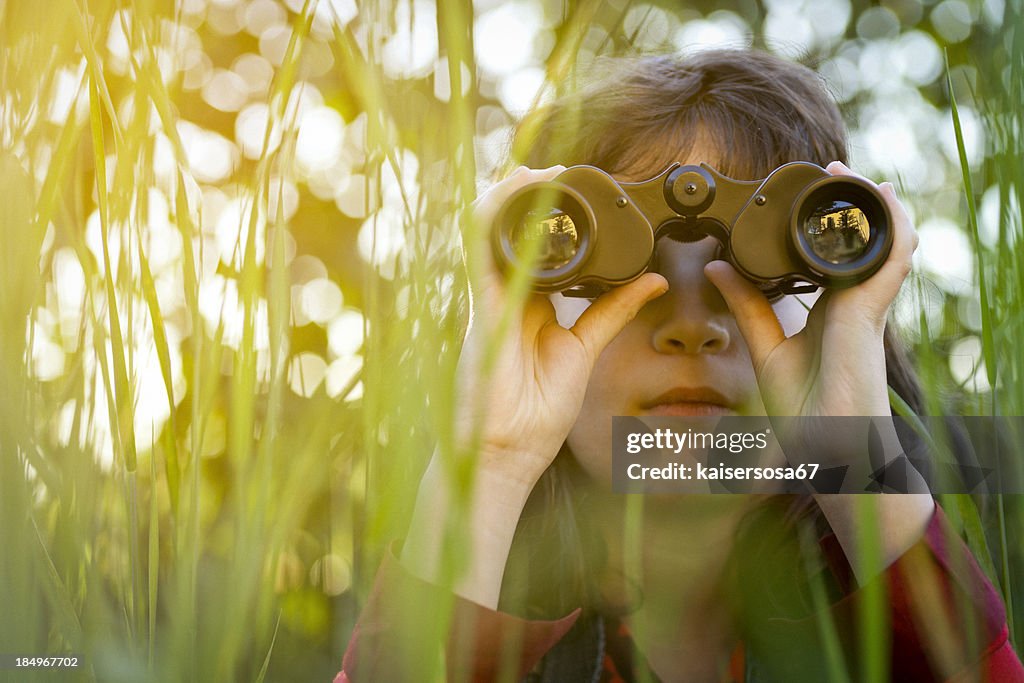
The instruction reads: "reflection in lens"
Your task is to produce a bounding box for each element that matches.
[802,200,871,264]
[511,208,580,270]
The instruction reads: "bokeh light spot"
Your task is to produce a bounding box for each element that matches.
[235,103,282,160]
[914,217,974,291]
[310,554,351,596]
[381,1,438,79]
[764,8,815,57]
[259,24,294,66]
[232,53,275,96]
[296,106,346,175]
[288,352,327,397]
[334,175,376,219]
[623,5,678,51]
[949,336,991,392]
[673,12,750,52]
[497,67,547,115]
[326,355,363,400]
[931,0,973,43]
[897,31,943,85]
[178,121,239,183]
[328,308,365,357]
[244,0,286,37]
[203,69,249,112]
[856,7,900,40]
[300,278,344,325]
[475,2,544,76]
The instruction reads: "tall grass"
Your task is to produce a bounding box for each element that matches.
[0,1,1022,682]
[2,1,342,680]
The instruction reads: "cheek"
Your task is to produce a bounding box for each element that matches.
[566,403,614,484]
[565,329,640,483]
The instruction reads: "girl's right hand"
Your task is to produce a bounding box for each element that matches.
[454,165,669,493]
[402,166,666,609]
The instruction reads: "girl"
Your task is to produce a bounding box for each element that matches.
[336,50,1023,682]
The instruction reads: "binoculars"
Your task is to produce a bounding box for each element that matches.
[491,162,893,297]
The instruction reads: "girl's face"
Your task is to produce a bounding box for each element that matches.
[551,164,815,484]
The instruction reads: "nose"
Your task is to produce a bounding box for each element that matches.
[650,296,732,355]
[647,240,732,355]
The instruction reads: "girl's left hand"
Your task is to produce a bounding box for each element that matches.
[704,161,918,420]
[706,164,935,579]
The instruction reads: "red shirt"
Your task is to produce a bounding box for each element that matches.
[335,504,1023,682]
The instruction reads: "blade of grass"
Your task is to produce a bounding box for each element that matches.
[253,611,282,683]
[947,53,996,396]
[947,52,1015,639]
[148,431,161,671]
[799,524,852,683]
[854,497,889,683]
[88,76,138,474]
[89,63,145,655]
[29,514,95,681]
[68,0,123,149]
[137,230,181,506]
[34,69,88,235]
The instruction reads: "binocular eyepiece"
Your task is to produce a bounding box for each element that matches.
[492,162,893,297]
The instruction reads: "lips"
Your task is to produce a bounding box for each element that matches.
[640,386,736,416]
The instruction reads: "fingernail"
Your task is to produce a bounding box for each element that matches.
[649,276,669,296]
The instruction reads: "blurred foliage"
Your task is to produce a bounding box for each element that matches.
[0,0,1022,681]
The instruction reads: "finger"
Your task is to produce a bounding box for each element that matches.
[825,160,868,182]
[569,273,668,366]
[465,165,567,312]
[862,182,916,295]
[876,181,917,271]
[704,260,785,369]
[825,163,917,318]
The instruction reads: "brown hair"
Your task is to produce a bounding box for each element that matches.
[499,49,928,622]
[511,50,848,179]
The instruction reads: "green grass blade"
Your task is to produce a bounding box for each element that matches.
[137,232,181,505]
[946,53,997,395]
[253,611,282,683]
[88,76,138,473]
[799,524,852,683]
[68,0,123,149]
[854,498,889,683]
[148,435,161,671]
[30,514,94,681]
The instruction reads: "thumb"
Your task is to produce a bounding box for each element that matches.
[569,273,668,366]
[704,260,785,370]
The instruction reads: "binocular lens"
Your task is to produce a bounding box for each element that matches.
[801,200,871,265]
[511,208,581,270]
